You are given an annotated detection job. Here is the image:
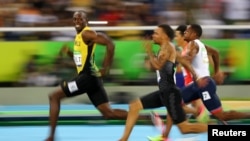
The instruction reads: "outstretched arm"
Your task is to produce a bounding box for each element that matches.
[205,45,220,74]
[205,45,224,84]
[82,30,115,76]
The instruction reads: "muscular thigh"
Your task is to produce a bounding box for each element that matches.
[60,73,93,97]
[199,78,222,113]
[86,77,109,107]
[181,83,200,104]
[140,90,163,109]
[161,87,186,124]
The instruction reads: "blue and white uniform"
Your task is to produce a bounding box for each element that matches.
[181,39,222,114]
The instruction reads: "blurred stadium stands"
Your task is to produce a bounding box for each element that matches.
[0,0,250,87]
[0,0,250,40]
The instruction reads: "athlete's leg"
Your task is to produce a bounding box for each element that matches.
[173,88,207,134]
[181,100,210,124]
[209,97,250,121]
[212,109,250,121]
[200,78,250,121]
[96,100,150,120]
[191,99,205,112]
[177,120,208,134]
[182,104,198,116]
[181,83,205,117]
[118,99,144,141]
[46,86,67,141]
[119,90,163,141]
[162,87,207,139]
[87,77,128,119]
[46,74,90,141]
[97,102,128,119]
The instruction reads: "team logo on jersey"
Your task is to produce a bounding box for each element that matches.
[75,41,80,46]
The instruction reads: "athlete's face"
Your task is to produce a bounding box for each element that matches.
[152,27,165,44]
[174,30,184,47]
[184,26,194,42]
[73,12,87,33]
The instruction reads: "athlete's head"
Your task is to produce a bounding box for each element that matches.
[73,11,88,33]
[175,25,187,47]
[152,24,174,44]
[184,24,202,42]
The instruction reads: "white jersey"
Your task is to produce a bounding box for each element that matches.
[192,39,210,78]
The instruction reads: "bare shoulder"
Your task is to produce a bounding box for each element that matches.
[82,30,97,40]
[166,42,176,54]
[159,42,176,62]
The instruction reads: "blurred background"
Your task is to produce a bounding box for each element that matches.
[0,0,250,88]
[1,1,250,136]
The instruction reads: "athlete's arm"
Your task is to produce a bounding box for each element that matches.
[183,41,198,62]
[59,45,73,58]
[82,30,115,76]
[175,50,183,73]
[148,51,168,70]
[205,45,220,74]
[177,45,208,87]
[205,45,224,84]
[145,41,171,70]
[176,53,198,80]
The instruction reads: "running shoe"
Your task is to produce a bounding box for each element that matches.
[150,111,165,133]
[147,135,170,141]
[196,105,210,123]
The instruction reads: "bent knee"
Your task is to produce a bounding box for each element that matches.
[48,87,66,101]
[177,121,192,134]
[179,127,190,134]
[97,104,115,119]
[129,99,143,111]
[211,112,225,120]
[102,112,114,119]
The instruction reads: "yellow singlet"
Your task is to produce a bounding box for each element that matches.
[73,26,100,76]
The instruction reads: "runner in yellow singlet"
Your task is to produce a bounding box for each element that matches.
[45,11,129,141]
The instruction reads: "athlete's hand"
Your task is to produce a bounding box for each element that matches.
[59,45,70,55]
[63,46,70,54]
[144,41,153,54]
[212,71,225,85]
[196,77,209,88]
[99,68,109,77]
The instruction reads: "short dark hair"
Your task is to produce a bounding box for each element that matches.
[176,25,187,36]
[73,10,88,21]
[190,24,202,37]
[77,10,87,15]
[158,24,174,41]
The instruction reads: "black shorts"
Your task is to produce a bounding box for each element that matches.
[60,73,109,107]
[140,86,186,124]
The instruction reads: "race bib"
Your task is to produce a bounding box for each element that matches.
[74,52,82,67]
[202,91,211,101]
[68,81,79,93]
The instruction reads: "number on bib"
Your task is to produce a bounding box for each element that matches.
[68,81,79,93]
[74,53,82,67]
[202,91,211,101]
